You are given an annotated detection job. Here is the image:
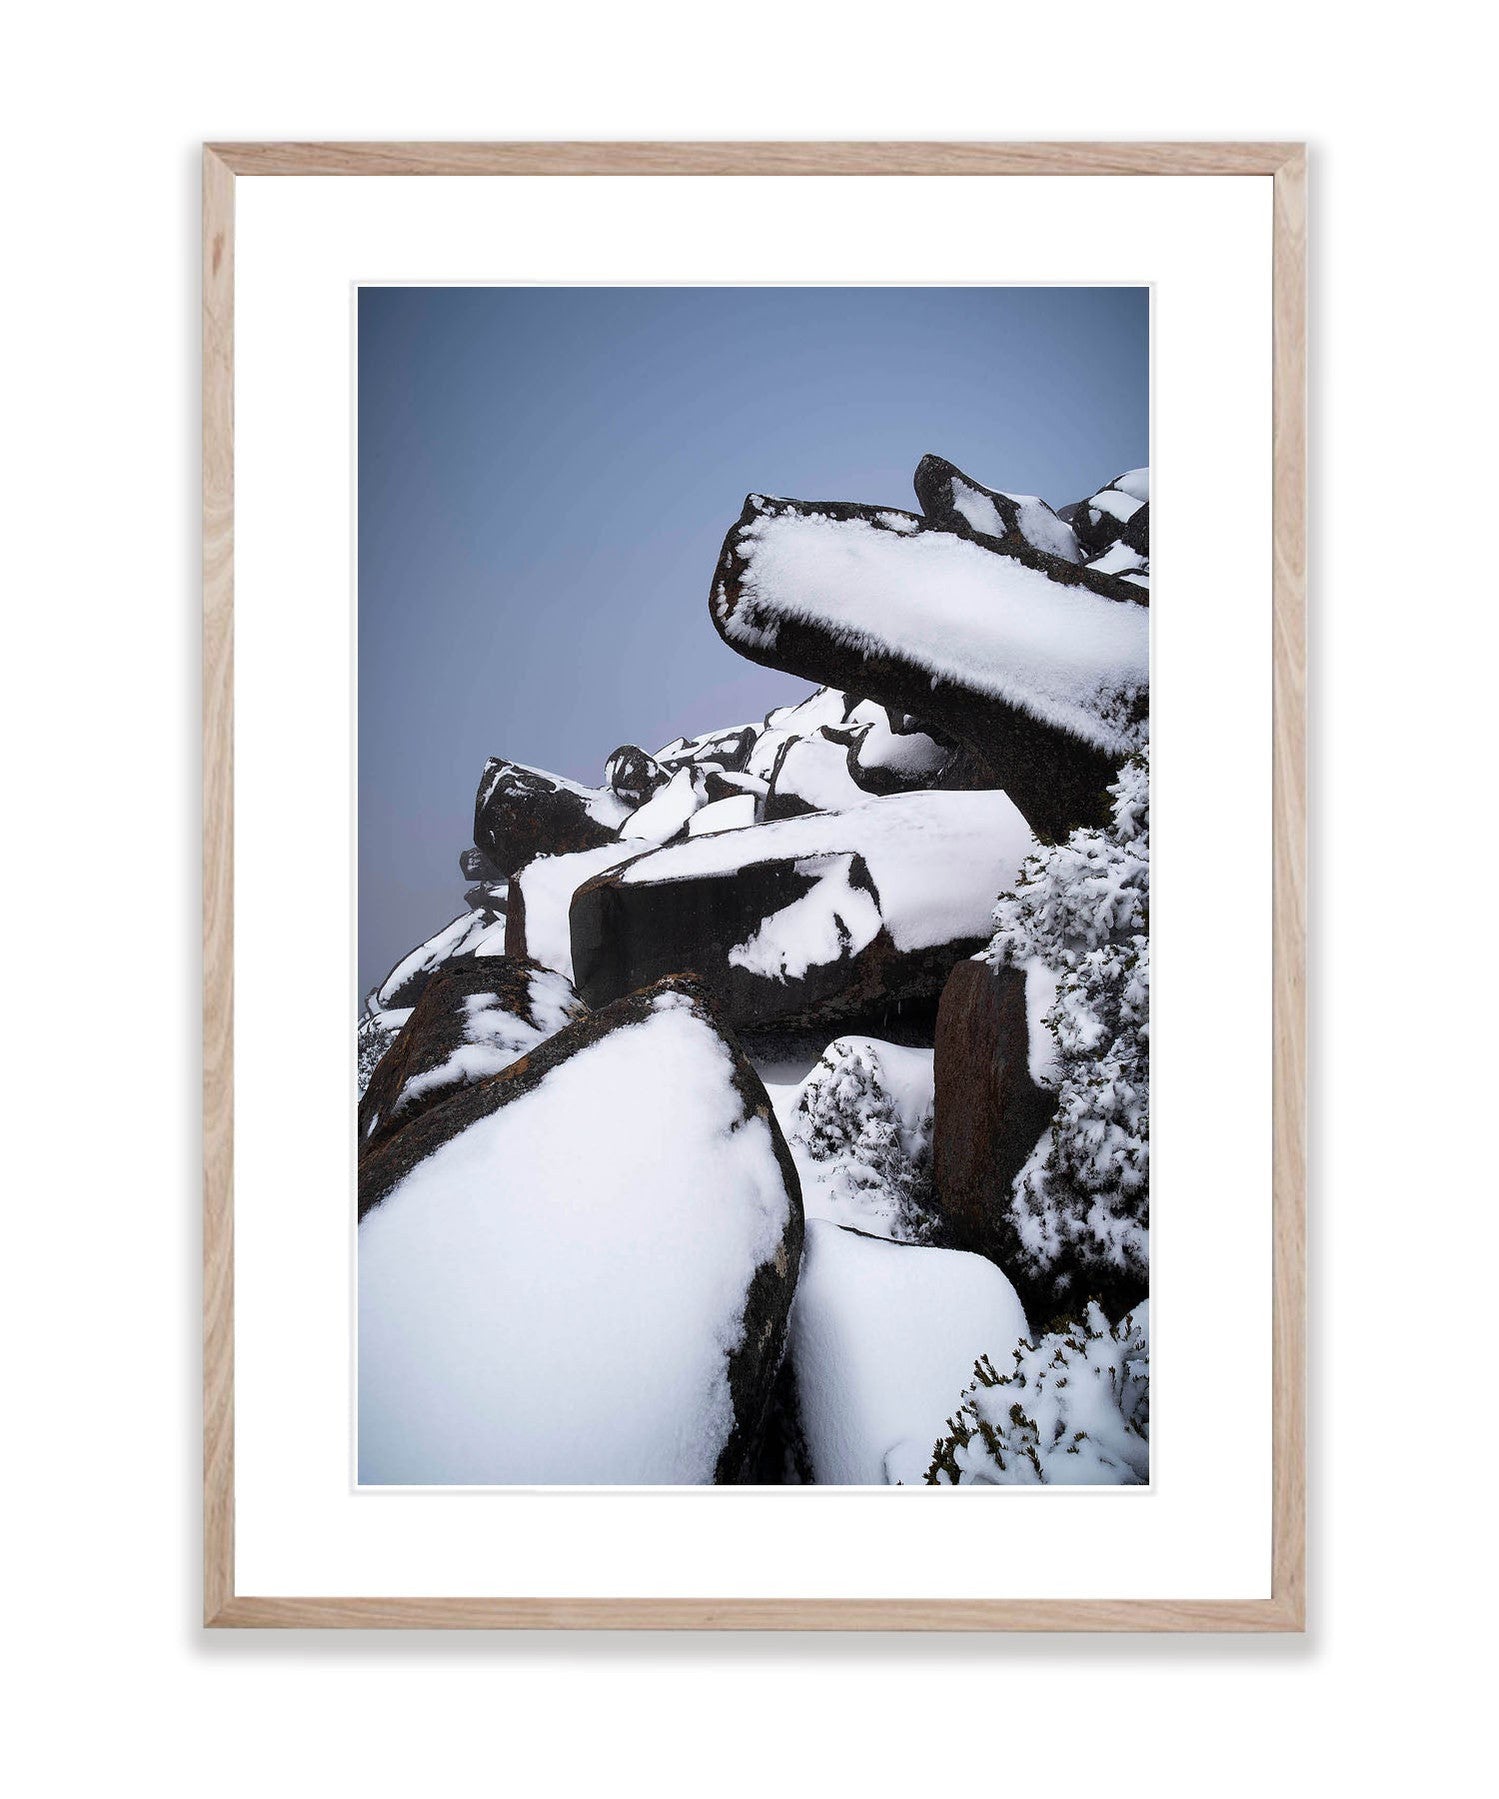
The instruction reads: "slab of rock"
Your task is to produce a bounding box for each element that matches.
[358,974,803,1485]
[1069,468,1150,562]
[358,955,587,1156]
[504,840,639,980]
[915,453,1081,563]
[366,906,509,1014]
[932,958,1060,1277]
[709,492,1148,838]
[569,790,1036,1032]
[655,723,759,775]
[473,757,631,878]
[459,845,504,883]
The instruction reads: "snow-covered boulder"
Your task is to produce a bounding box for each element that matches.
[462,878,509,915]
[914,452,1081,564]
[473,756,632,878]
[504,840,639,981]
[763,729,870,820]
[931,957,1059,1267]
[1069,468,1150,563]
[358,955,587,1155]
[927,1300,1149,1486]
[358,975,804,1485]
[602,743,668,807]
[618,764,708,844]
[787,1219,1028,1484]
[655,723,758,775]
[841,701,951,796]
[709,492,1148,837]
[764,1036,936,1241]
[568,789,1037,1032]
[366,904,509,1014]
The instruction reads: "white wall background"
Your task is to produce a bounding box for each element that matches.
[2,4,1491,1793]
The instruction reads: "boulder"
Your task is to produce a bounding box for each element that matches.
[463,880,509,914]
[931,958,1060,1273]
[914,452,1081,563]
[366,906,508,1014]
[709,492,1148,839]
[358,954,586,1156]
[655,723,759,775]
[1069,468,1150,561]
[504,840,638,980]
[618,764,708,843]
[358,974,804,1485]
[787,1219,1029,1484]
[763,729,869,820]
[459,845,504,882]
[569,790,1036,1032]
[603,744,668,807]
[473,757,631,877]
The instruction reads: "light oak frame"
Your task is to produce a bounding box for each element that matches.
[203,140,1307,1631]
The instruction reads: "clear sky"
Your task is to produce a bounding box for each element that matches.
[358,285,1148,996]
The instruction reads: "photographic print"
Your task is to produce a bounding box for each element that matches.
[355,284,1150,1488]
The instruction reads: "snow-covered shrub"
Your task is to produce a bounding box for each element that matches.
[357,1013,401,1097]
[925,1300,1149,1485]
[788,1037,936,1242]
[985,747,1149,1316]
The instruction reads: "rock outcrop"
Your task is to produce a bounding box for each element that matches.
[709,491,1148,838]
[358,955,586,1156]
[931,958,1059,1274]
[358,975,803,1485]
[568,790,1035,1031]
[473,757,630,877]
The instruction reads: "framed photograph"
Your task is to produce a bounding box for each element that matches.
[204,141,1305,1629]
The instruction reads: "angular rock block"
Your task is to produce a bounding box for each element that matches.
[358,954,586,1156]
[915,452,1081,564]
[358,975,804,1485]
[932,958,1059,1275]
[473,757,629,878]
[569,790,1035,1032]
[709,492,1148,839]
[367,906,508,1014]
[1069,468,1150,562]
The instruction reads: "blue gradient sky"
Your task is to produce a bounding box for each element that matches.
[358,285,1148,995]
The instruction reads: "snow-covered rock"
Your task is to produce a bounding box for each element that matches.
[763,729,871,820]
[788,1219,1028,1485]
[358,955,587,1155]
[504,840,639,981]
[603,743,669,807]
[654,723,758,775]
[710,490,1148,837]
[914,452,1081,563]
[842,702,951,796]
[927,1299,1149,1486]
[358,975,803,1484]
[686,793,757,837]
[931,957,1059,1267]
[568,789,1037,1031]
[1070,469,1151,564]
[367,905,509,1013]
[765,1036,936,1241]
[473,756,632,878]
[618,764,707,843]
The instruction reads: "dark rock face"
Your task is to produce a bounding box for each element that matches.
[709,493,1146,840]
[568,791,1033,1033]
[932,959,1059,1282]
[604,744,668,807]
[358,954,586,1157]
[1069,471,1151,562]
[368,907,508,1013]
[473,757,623,877]
[359,974,804,1484]
[459,846,504,882]
[915,453,1080,563]
[463,880,509,914]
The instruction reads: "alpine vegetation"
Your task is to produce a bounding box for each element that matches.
[358,453,1150,1485]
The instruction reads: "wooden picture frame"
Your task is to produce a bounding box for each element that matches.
[203,140,1306,1631]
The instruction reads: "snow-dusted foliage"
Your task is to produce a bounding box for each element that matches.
[357,1011,405,1097]
[985,748,1149,1311]
[926,1300,1149,1485]
[785,1037,936,1241]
